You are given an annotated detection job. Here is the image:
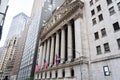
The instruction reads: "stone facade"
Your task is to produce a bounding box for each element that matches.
[35,0,120,80]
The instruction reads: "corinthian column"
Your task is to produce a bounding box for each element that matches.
[41,42,46,68]
[49,36,54,66]
[60,29,65,63]
[54,32,59,64]
[46,39,50,65]
[67,23,73,62]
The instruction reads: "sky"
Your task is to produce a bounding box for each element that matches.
[0,0,34,47]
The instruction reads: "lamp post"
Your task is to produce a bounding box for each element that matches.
[67,47,82,80]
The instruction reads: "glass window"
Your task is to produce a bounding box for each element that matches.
[98,14,103,21]
[91,9,95,16]
[97,5,101,12]
[96,45,102,55]
[117,2,120,11]
[94,32,99,40]
[109,6,115,15]
[106,0,112,5]
[101,28,107,37]
[117,38,120,48]
[92,18,97,25]
[104,43,110,52]
[113,22,120,31]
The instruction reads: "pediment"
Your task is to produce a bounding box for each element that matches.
[40,0,84,39]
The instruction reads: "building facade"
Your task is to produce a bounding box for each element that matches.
[0,0,9,39]
[35,0,120,80]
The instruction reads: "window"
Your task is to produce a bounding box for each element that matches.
[104,43,110,52]
[92,18,97,25]
[98,14,103,21]
[96,45,102,55]
[90,0,93,6]
[97,5,101,12]
[106,0,112,5]
[91,9,95,16]
[117,2,120,11]
[101,28,107,37]
[94,32,99,40]
[103,66,110,76]
[113,22,120,31]
[109,7,115,15]
[117,38,120,48]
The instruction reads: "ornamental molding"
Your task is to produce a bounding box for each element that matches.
[40,0,84,40]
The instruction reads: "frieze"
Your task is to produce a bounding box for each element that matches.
[40,0,84,39]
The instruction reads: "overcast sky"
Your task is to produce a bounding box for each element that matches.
[0,0,34,47]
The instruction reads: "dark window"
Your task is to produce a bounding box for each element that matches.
[55,71,57,78]
[96,45,102,55]
[94,32,99,40]
[101,28,107,37]
[117,2,120,10]
[104,43,110,52]
[90,0,93,6]
[117,38,120,48]
[97,5,101,12]
[106,0,112,5]
[109,6,115,15]
[113,22,120,31]
[92,18,97,25]
[62,70,65,77]
[71,68,74,77]
[91,9,95,16]
[98,14,103,21]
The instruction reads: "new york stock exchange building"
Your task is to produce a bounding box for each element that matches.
[34,0,120,79]
[35,0,89,80]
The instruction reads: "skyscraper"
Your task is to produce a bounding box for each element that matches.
[0,13,29,80]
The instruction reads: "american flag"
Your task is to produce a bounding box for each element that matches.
[56,54,60,65]
[44,59,48,69]
[35,63,40,71]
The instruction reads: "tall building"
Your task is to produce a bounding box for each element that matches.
[10,19,31,80]
[0,0,9,40]
[7,13,28,39]
[0,13,29,80]
[17,6,42,80]
[35,0,120,80]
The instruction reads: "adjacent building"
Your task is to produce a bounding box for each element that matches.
[0,0,9,39]
[0,13,29,80]
[35,0,120,80]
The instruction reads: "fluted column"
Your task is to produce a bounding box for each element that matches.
[39,45,43,69]
[41,42,46,68]
[49,36,54,66]
[60,29,65,63]
[67,23,73,62]
[54,32,59,64]
[74,17,82,58]
[46,39,50,65]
